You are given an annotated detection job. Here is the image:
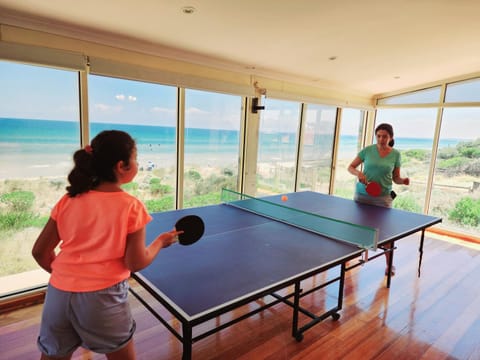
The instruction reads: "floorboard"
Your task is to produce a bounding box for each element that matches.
[1,234,479,360]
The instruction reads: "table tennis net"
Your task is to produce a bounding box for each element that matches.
[221,188,378,250]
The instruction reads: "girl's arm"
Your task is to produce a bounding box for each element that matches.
[124,227,182,272]
[31,217,61,273]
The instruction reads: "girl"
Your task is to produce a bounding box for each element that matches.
[32,130,181,360]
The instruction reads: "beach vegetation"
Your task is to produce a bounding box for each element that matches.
[223,168,234,176]
[437,157,470,173]
[0,190,35,212]
[402,149,430,162]
[449,197,480,227]
[465,160,480,177]
[50,179,65,190]
[149,178,173,195]
[122,181,139,191]
[185,192,221,207]
[393,194,423,213]
[0,190,46,231]
[435,139,480,176]
[145,196,175,213]
[193,174,236,196]
[457,139,480,158]
[0,212,46,231]
[186,169,201,181]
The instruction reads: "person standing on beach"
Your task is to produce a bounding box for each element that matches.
[32,130,182,360]
[347,123,410,276]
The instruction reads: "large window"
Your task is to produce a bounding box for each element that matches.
[430,107,480,235]
[377,79,480,237]
[0,61,80,296]
[297,104,336,193]
[88,75,178,212]
[375,108,438,213]
[256,98,301,196]
[333,108,365,198]
[183,89,243,207]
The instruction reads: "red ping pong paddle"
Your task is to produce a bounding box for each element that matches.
[365,181,382,197]
[175,215,205,246]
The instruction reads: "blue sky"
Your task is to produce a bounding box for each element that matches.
[0,60,477,139]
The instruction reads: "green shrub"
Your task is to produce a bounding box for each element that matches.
[0,212,46,230]
[223,168,234,176]
[393,195,422,213]
[184,192,222,207]
[0,191,35,212]
[449,197,480,227]
[402,149,430,161]
[437,157,469,170]
[50,179,65,190]
[194,175,236,196]
[457,139,480,159]
[437,147,458,159]
[145,196,175,212]
[122,182,139,191]
[149,178,173,195]
[186,169,202,181]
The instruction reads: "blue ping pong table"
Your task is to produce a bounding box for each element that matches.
[130,191,441,360]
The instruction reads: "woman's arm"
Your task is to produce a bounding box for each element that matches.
[348,156,367,184]
[124,227,182,272]
[31,217,61,273]
[393,167,410,185]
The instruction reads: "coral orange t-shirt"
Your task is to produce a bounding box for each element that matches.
[49,190,152,292]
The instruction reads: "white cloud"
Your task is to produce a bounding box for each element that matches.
[94,103,122,113]
[151,107,175,115]
[116,94,137,102]
[186,107,209,115]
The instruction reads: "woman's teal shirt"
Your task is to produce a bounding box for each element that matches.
[355,144,401,196]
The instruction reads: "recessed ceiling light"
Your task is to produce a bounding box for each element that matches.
[182,6,196,14]
[394,76,400,79]
[328,56,337,61]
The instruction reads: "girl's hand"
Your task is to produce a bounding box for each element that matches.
[159,228,184,248]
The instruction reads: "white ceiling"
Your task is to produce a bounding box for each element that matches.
[1,0,479,97]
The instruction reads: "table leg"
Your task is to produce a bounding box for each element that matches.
[182,323,192,360]
[291,281,301,340]
[418,229,425,278]
[386,242,395,289]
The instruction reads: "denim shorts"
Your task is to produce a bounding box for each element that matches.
[37,280,135,357]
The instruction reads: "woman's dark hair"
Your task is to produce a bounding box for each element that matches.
[66,130,136,197]
[375,123,395,147]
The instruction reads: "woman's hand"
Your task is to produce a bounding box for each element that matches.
[357,172,367,184]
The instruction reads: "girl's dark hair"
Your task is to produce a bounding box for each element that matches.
[375,123,395,147]
[66,130,136,197]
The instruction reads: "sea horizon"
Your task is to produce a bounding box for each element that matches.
[0,117,469,179]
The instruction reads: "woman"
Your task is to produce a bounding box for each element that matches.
[348,123,409,276]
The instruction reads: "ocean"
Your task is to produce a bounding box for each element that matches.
[0,117,464,179]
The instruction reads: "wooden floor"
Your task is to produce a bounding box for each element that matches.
[1,233,480,360]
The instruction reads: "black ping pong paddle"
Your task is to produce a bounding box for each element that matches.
[365,181,382,197]
[175,215,205,246]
